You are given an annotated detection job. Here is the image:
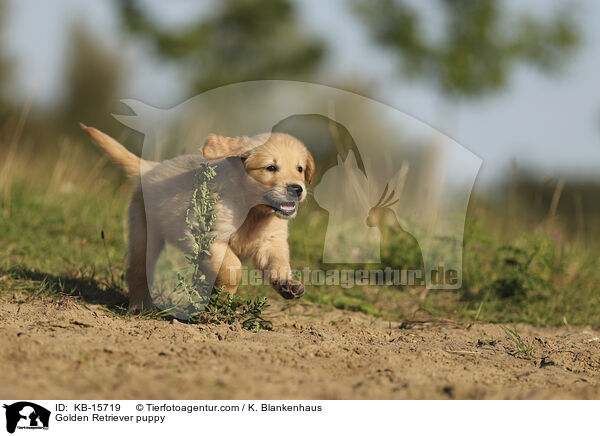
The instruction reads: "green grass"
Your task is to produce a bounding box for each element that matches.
[2,141,600,327]
[0,179,128,306]
[200,288,273,331]
[501,326,534,359]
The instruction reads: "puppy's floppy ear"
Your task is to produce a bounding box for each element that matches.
[305,151,316,184]
[201,134,251,159]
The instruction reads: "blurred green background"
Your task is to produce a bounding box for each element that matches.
[1,0,599,326]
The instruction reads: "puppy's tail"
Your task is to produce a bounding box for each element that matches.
[80,123,141,178]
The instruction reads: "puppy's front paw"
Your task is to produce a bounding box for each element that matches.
[273,280,305,299]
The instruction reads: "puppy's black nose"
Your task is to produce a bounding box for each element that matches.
[287,184,303,198]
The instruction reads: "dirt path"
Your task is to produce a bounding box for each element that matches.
[1,293,599,399]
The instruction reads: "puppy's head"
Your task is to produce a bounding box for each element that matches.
[201,132,315,219]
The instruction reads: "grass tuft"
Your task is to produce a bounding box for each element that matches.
[198,288,273,331]
[501,326,534,359]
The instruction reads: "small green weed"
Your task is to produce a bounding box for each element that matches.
[165,163,220,314]
[199,288,273,331]
[501,326,534,359]
[166,163,273,330]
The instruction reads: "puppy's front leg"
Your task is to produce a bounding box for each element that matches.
[204,241,242,294]
[254,238,305,299]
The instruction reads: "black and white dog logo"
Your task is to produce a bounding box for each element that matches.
[3,402,50,434]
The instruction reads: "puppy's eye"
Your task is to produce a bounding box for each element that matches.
[266,165,278,172]
[297,166,303,173]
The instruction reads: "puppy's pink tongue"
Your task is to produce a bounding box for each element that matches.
[281,204,295,211]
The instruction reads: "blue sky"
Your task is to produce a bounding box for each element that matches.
[4,0,599,186]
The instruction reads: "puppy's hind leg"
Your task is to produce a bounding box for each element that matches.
[127,191,164,312]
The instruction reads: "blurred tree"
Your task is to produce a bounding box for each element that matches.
[61,24,123,131]
[118,0,325,94]
[0,0,12,114]
[353,0,581,99]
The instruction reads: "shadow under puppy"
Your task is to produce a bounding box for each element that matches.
[82,125,315,311]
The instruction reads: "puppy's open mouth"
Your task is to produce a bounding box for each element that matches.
[269,201,297,217]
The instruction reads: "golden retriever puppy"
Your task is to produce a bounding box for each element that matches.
[81,125,314,311]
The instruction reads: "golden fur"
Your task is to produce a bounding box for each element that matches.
[82,125,314,311]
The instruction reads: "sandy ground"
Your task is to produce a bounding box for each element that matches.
[1,292,599,400]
